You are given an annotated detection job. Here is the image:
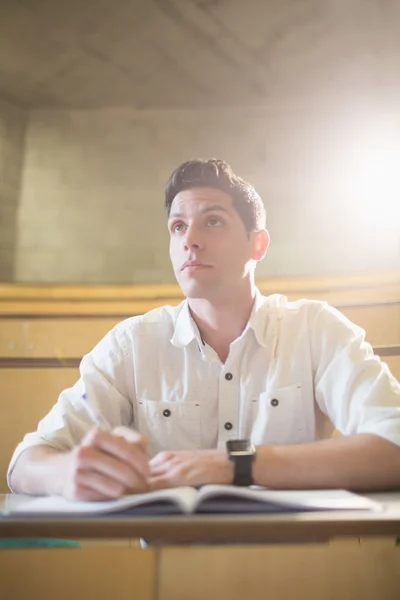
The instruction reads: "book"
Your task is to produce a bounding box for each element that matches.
[2,486,382,517]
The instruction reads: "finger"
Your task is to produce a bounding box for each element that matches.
[149,463,171,478]
[148,463,187,489]
[88,449,149,492]
[149,470,168,483]
[148,476,174,491]
[113,426,148,452]
[107,435,150,479]
[113,439,150,479]
[65,482,112,502]
[75,469,127,499]
[149,451,175,467]
[84,429,150,479]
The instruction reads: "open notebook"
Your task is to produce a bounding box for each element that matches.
[2,486,382,517]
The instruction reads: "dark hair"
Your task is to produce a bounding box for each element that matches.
[165,158,266,232]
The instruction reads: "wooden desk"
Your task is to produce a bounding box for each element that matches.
[1,493,400,600]
[1,492,400,543]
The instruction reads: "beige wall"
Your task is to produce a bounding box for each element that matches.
[0,98,26,280]
[15,107,268,283]
[9,104,400,283]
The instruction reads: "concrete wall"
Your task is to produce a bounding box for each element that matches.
[13,104,400,283]
[15,107,268,283]
[0,98,26,280]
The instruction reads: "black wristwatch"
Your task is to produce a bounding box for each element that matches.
[226,439,256,486]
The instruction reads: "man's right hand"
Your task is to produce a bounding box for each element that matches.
[62,427,150,501]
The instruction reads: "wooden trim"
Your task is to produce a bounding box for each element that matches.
[0,272,399,316]
[374,345,400,357]
[0,271,399,300]
[1,346,398,368]
[0,282,182,301]
[0,299,172,317]
[1,510,400,542]
[0,358,81,368]
[0,314,126,320]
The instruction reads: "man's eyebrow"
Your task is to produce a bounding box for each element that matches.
[200,204,230,215]
[168,204,230,219]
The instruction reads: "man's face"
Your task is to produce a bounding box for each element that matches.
[168,187,260,300]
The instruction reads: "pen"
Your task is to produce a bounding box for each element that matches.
[80,391,111,431]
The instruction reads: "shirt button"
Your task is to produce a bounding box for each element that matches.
[224,422,233,430]
[163,409,171,417]
[270,398,279,407]
[225,373,233,381]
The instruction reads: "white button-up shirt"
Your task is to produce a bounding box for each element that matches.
[8,290,400,484]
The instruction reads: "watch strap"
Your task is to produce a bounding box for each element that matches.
[232,454,254,486]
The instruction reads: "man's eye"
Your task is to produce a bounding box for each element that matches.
[172,222,186,233]
[208,217,222,227]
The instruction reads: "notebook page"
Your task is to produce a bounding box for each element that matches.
[4,487,198,516]
[195,486,382,511]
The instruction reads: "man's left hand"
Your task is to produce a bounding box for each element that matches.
[149,449,233,490]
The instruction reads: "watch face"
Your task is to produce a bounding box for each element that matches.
[226,440,255,455]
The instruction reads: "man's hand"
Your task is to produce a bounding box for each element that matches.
[62,426,150,501]
[149,449,234,490]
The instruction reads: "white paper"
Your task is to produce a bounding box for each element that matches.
[5,487,197,516]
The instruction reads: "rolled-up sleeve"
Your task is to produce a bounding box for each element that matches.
[312,303,400,446]
[7,320,135,488]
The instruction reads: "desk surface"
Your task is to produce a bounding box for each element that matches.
[1,492,400,543]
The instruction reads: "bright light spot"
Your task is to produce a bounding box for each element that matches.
[341,118,400,229]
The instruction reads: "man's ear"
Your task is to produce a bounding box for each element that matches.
[251,229,270,261]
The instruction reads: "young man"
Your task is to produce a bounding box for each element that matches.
[8,159,400,500]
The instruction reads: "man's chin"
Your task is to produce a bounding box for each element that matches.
[177,280,216,300]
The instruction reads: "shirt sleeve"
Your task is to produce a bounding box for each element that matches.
[7,321,135,489]
[312,303,400,446]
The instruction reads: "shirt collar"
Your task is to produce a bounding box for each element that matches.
[170,300,204,349]
[242,288,270,348]
[170,288,270,350]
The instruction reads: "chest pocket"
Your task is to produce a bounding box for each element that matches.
[137,399,201,457]
[251,384,309,446]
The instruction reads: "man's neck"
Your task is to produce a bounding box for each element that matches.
[188,284,257,363]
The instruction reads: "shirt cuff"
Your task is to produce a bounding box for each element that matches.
[7,438,64,493]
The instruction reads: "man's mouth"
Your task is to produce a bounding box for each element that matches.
[181,261,212,271]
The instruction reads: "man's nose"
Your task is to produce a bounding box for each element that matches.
[184,224,203,250]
